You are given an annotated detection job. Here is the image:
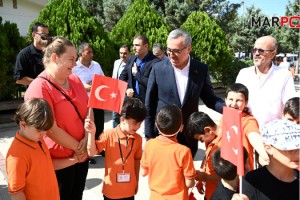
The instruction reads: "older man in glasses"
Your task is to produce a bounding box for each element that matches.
[145,29,225,158]
[14,22,49,86]
[236,36,297,128]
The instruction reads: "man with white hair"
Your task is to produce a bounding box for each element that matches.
[236,36,296,128]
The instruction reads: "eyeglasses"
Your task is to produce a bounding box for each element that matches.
[166,47,187,55]
[252,48,275,54]
[35,32,49,39]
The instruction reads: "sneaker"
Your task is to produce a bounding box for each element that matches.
[100,151,105,157]
[89,158,96,164]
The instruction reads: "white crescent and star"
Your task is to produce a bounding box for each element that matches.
[226,125,239,155]
[94,85,118,101]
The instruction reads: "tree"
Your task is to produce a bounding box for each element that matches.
[272,0,299,53]
[30,0,117,75]
[0,17,26,100]
[229,5,273,57]
[110,0,171,49]
[181,11,233,83]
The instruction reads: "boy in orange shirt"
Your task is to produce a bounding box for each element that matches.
[85,97,147,200]
[140,104,196,200]
[187,111,221,200]
[6,98,60,200]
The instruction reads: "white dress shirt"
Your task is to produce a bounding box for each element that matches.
[73,60,105,85]
[112,59,126,79]
[173,58,190,104]
[236,63,297,128]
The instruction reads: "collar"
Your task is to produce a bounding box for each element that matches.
[156,135,178,143]
[136,51,151,63]
[172,56,190,72]
[115,125,135,140]
[15,131,40,149]
[76,60,91,68]
[29,43,43,55]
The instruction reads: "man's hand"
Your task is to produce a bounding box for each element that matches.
[126,88,134,97]
[132,62,138,76]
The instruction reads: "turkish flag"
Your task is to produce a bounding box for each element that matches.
[221,107,244,176]
[88,74,128,113]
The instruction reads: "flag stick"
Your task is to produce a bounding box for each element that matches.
[88,107,92,118]
[239,175,242,197]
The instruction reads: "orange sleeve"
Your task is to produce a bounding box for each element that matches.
[243,116,259,137]
[134,136,143,160]
[182,148,196,179]
[6,155,27,194]
[95,131,109,153]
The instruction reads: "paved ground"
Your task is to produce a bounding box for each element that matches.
[0,93,224,200]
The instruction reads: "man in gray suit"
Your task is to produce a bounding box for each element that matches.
[111,44,130,127]
[145,29,225,158]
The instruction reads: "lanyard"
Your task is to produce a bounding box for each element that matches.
[116,129,134,173]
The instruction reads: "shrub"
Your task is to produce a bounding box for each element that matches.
[0,17,26,100]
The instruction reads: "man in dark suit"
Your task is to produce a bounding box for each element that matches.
[145,29,225,158]
[119,35,159,103]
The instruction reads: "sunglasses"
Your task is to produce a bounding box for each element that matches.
[252,48,274,54]
[166,47,187,55]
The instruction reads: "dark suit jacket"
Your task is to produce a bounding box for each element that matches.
[145,58,225,156]
[119,52,159,103]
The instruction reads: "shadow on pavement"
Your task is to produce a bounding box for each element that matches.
[85,178,102,190]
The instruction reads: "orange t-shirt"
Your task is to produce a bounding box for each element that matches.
[95,125,142,199]
[202,134,222,200]
[141,135,196,200]
[6,132,59,200]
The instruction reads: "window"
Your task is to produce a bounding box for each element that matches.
[13,0,17,9]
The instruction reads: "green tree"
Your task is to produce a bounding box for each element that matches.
[0,17,26,100]
[110,0,171,49]
[31,0,117,75]
[181,11,233,83]
[272,0,299,53]
[229,5,273,57]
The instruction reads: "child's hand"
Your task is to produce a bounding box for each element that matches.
[195,181,205,195]
[231,193,249,200]
[258,154,270,166]
[195,169,207,182]
[84,117,96,135]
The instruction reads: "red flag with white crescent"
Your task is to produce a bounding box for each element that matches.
[88,74,128,113]
[221,107,244,176]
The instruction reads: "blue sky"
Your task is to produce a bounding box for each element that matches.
[229,0,291,17]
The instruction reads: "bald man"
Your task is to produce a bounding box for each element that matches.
[236,36,297,128]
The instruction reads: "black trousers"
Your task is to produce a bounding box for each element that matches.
[93,108,104,139]
[55,160,89,200]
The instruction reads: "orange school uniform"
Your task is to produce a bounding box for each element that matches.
[6,132,59,200]
[141,135,196,200]
[202,134,222,200]
[95,125,142,199]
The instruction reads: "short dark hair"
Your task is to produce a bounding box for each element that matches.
[225,83,250,115]
[283,97,299,119]
[134,35,149,45]
[186,112,216,137]
[212,147,248,181]
[15,98,54,131]
[120,44,130,52]
[120,97,146,122]
[77,42,93,54]
[32,22,48,33]
[225,83,249,101]
[156,104,182,135]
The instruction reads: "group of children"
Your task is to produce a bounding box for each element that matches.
[6,83,300,200]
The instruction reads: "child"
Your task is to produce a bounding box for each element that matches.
[6,98,60,200]
[283,97,299,124]
[211,147,249,200]
[140,104,196,200]
[85,97,147,200]
[224,83,269,169]
[186,111,222,200]
[239,120,300,200]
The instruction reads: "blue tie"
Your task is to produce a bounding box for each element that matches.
[135,63,141,95]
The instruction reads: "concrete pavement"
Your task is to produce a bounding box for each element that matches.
[0,104,222,200]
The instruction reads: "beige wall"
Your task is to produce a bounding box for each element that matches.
[0,0,47,36]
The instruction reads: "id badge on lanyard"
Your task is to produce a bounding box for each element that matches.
[116,130,134,183]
